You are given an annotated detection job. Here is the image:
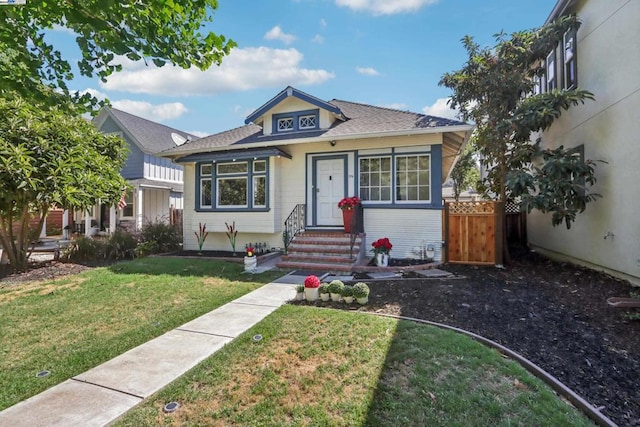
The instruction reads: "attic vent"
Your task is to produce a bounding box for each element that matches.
[171,132,187,146]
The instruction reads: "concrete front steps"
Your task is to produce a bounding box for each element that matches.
[276,230,364,272]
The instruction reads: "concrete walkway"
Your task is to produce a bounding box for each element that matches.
[0,273,299,426]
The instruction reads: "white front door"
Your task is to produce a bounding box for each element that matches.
[315,157,345,226]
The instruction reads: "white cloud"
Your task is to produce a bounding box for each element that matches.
[356,66,380,76]
[312,34,324,44]
[320,18,327,28]
[77,88,188,121]
[264,26,297,45]
[335,0,439,15]
[422,97,459,119]
[379,103,409,110]
[186,130,209,138]
[111,100,188,121]
[100,47,334,96]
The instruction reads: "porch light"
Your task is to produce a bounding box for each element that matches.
[426,245,435,259]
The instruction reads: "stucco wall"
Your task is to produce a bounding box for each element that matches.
[528,0,640,285]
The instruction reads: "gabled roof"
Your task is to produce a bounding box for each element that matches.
[160,98,471,158]
[93,108,196,154]
[245,86,343,125]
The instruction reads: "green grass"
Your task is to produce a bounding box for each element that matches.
[0,257,285,410]
[116,305,594,427]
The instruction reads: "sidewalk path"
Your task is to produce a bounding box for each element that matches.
[0,276,299,426]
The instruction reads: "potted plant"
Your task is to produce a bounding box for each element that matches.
[353,282,370,305]
[337,196,361,233]
[327,279,344,302]
[295,284,305,301]
[304,275,321,302]
[318,283,330,301]
[371,237,392,267]
[244,246,257,272]
[341,284,354,304]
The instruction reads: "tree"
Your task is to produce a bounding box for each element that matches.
[440,15,602,260]
[0,96,129,271]
[450,140,480,201]
[0,1,235,111]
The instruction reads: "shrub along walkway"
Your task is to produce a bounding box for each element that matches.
[0,279,297,427]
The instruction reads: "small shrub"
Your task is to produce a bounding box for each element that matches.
[296,284,305,293]
[134,241,158,258]
[352,282,370,298]
[105,229,138,260]
[140,220,181,254]
[318,283,329,294]
[61,236,105,262]
[341,285,354,297]
[327,280,344,294]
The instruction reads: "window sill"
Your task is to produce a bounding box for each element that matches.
[195,208,271,213]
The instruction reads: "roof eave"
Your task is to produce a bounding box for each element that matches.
[160,124,475,160]
[545,0,576,23]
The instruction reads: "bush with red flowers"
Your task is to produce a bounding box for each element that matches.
[304,275,321,288]
[371,237,393,255]
[337,196,361,210]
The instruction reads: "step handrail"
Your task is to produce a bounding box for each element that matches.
[283,204,305,253]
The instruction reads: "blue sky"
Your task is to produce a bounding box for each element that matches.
[50,0,558,137]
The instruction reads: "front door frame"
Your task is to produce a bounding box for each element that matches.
[311,154,349,227]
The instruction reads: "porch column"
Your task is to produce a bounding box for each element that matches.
[84,211,91,236]
[62,210,69,239]
[39,215,47,239]
[136,187,144,231]
[109,206,116,234]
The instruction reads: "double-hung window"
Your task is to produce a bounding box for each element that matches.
[546,50,557,91]
[198,159,268,210]
[563,29,577,89]
[359,152,431,205]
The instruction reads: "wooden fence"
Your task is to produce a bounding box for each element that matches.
[169,207,183,235]
[444,201,503,265]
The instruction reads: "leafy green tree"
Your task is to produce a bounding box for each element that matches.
[0,96,128,270]
[450,140,480,201]
[441,15,602,236]
[0,0,235,111]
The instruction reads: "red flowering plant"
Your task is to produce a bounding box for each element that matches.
[371,237,393,255]
[337,196,361,210]
[304,275,321,289]
[246,246,255,257]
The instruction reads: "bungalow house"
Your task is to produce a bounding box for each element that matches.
[160,86,473,270]
[65,108,190,237]
[528,0,640,285]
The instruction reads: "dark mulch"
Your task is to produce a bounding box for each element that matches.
[311,251,640,426]
[3,251,639,425]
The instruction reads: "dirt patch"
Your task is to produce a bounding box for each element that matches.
[312,251,640,426]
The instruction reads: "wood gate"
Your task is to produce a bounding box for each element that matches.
[444,201,503,265]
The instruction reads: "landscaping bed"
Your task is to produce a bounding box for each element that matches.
[316,251,640,426]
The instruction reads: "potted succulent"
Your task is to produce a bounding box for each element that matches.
[327,279,345,302]
[304,275,321,302]
[353,282,370,305]
[295,284,305,301]
[341,284,354,304]
[318,283,330,301]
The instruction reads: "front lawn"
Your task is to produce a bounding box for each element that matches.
[0,257,284,410]
[116,305,593,426]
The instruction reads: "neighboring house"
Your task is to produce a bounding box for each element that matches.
[528,0,640,285]
[68,108,190,236]
[160,86,473,265]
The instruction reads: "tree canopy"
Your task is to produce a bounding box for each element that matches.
[440,15,602,229]
[0,0,235,111]
[0,96,129,270]
[450,140,480,201]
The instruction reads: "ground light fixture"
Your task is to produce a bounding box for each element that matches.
[163,402,180,413]
[253,334,263,342]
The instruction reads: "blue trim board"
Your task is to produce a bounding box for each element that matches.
[245,86,342,124]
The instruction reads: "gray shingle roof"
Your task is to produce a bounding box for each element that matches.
[107,108,196,154]
[160,97,469,157]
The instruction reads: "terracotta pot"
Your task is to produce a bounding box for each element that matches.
[342,209,355,233]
